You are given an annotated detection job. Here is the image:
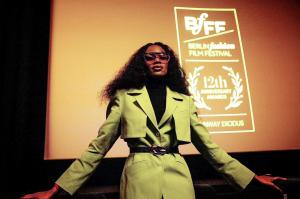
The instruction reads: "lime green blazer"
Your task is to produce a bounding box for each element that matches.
[56,86,255,198]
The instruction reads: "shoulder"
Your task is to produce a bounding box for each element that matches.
[168,87,191,102]
[114,89,126,97]
[114,87,144,97]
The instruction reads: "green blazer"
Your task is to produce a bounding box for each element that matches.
[56,86,255,199]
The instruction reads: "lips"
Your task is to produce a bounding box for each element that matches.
[152,66,163,71]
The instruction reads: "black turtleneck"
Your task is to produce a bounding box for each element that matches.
[145,77,166,123]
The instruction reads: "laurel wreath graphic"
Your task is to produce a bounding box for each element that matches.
[187,66,212,110]
[222,66,243,110]
[188,66,244,111]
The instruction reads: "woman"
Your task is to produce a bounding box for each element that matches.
[21,42,285,199]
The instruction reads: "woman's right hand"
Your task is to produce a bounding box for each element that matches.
[20,184,60,199]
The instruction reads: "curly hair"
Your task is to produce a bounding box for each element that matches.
[101,42,190,100]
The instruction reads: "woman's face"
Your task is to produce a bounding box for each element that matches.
[144,45,170,77]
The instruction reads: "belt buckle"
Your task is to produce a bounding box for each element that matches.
[151,147,167,155]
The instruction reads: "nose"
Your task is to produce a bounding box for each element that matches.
[154,56,161,62]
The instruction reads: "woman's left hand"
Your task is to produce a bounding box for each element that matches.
[254,175,287,193]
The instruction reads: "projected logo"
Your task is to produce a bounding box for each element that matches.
[174,7,255,133]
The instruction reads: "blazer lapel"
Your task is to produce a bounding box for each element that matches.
[127,86,158,127]
[158,87,183,127]
[127,86,184,130]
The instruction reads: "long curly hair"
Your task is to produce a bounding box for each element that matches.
[101,42,190,100]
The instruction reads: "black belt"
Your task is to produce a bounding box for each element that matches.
[130,146,179,155]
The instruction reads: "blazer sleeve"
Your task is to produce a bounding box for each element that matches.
[56,91,123,195]
[189,96,255,190]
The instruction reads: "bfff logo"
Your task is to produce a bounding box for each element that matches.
[184,13,226,35]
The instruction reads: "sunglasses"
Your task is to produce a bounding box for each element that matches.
[144,52,170,62]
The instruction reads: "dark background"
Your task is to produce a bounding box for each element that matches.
[2,1,299,199]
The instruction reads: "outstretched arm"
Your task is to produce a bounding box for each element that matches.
[189,96,287,192]
[55,94,122,195]
[189,96,255,190]
[21,92,123,198]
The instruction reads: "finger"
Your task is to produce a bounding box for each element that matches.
[21,193,36,199]
[271,183,284,193]
[20,195,31,199]
[273,177,288,181]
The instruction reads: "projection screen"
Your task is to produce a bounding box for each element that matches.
[45,0,300,159]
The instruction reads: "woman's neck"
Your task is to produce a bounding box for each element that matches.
[145,76,166,88]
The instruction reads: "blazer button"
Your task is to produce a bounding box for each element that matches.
[155,132,160,137]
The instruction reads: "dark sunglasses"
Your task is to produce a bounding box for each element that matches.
[144,52,170,62]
